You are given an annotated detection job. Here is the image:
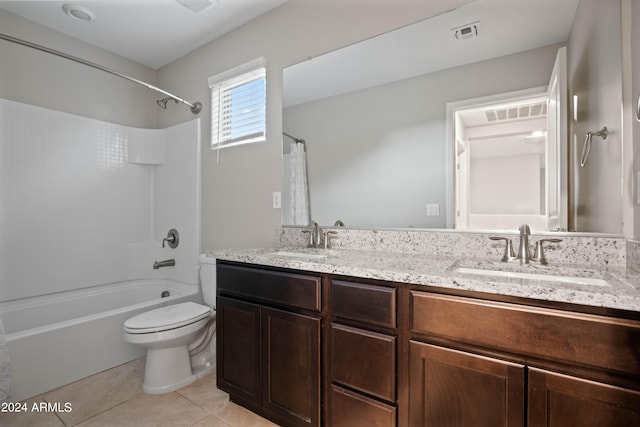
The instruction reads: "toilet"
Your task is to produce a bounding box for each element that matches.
[123,254,217,394]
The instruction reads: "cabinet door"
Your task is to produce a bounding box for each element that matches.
[409,341,525,427]
[262,306,321,427]
[217,296,261,405]
[528,368,640,426]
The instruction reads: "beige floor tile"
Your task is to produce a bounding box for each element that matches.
[191,414,234,427]
[43,361,144,426]
[241,411,281,427]
[214,402,280,427]
[75,392,208,427]
[124,356,146,372]
[0,397,65,427]
[176,371,229,413]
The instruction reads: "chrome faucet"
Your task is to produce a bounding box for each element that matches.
[153,259,175,269]
[517,224,531,264]
[490,224,562,265]
[302,221,323,248]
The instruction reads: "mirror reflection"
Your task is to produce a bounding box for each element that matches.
[282,0,623,234]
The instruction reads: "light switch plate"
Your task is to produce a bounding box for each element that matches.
[273,191,281,209]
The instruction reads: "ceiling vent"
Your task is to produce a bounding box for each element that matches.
[485,101,547,123]
[175,0,217,14]
[451,21,481,41]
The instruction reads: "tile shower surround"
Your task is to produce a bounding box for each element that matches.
[1,98,200,302]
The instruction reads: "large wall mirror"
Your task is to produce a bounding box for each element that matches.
[282,0,624,235]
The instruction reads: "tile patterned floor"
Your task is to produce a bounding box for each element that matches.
[0,359,279,427]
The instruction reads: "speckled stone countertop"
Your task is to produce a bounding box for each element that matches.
[206,247,640,313]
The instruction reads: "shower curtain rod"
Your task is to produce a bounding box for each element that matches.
[283,132,305,145]
[0,33,202,114]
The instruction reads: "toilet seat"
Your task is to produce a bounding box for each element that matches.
[124,302,211,334]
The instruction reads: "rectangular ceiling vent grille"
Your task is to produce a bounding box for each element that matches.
[485,101,547,122]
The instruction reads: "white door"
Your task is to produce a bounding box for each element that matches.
[545,47,568,231]
[455,135,469,229]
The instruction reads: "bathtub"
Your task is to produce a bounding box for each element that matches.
[0,279,199,402]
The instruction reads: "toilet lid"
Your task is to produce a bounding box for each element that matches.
[124,302,211,332]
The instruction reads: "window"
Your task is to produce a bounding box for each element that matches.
[209,58,266,149]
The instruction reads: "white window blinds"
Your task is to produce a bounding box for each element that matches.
[209,58,266,149]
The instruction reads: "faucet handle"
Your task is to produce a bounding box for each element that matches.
[490,237,515,262]
[532,238,563,265]
[323,230,338,249]
[301,228,314,247]
[162,229,179,249]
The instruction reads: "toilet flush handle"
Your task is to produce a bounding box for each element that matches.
[162,229,179,249]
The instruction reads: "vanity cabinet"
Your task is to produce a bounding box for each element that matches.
[409,290,640,426]
[215,259,640,427]
[216,263,322,427]
[330,280,398,427]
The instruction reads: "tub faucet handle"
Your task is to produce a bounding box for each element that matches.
[162,229,179,249]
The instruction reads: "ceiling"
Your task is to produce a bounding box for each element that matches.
[0,0,288,69]
[283,0,579,107]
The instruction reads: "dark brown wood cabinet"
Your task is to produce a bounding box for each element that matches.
[217,296,261,405]
[216,263,322,427]
[331,384,397,427]
[262,306,321,427]
[217,261,640,427]
[528,368,640,427]
[330,279,398,427]
[409,290,640,427]
[409,341,525,427]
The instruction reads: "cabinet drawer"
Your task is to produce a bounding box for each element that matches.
[331,385,396,427]
[332,280,396,328]
[410,291,640,377]
[217,263,321,312]
[331,323,396,401]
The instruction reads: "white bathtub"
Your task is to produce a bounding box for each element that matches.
[0,279,199,402]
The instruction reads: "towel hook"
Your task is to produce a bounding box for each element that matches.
[580,126,607,168]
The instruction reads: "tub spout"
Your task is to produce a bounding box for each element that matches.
[153,259,175,269]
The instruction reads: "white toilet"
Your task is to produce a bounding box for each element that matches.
[124,254,217,394]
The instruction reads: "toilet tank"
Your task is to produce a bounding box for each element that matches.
[198,254,217,307]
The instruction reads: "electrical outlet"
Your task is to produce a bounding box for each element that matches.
[273,191,281,209]
[426,203,440,216]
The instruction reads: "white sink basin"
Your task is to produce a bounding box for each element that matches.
[455,267,610,287]
[269,251,328,260]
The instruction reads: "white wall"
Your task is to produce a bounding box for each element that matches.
[0,100,200,302]
[282,45,559,228]
[567,0,623,234]
[470,154,541,215]
[156,0,475,250]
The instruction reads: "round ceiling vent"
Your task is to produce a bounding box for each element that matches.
[61,4,95,22]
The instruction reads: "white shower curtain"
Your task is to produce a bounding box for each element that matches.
[0,320,11,402]
[289,141,310,225]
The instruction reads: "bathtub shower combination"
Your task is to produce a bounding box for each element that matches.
[0,280,199,402]
[0,98,202,402]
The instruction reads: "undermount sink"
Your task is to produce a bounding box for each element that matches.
[268,251,328,260]
[455,267,610,287]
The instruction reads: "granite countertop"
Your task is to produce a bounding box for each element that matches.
[206,246,640,313]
